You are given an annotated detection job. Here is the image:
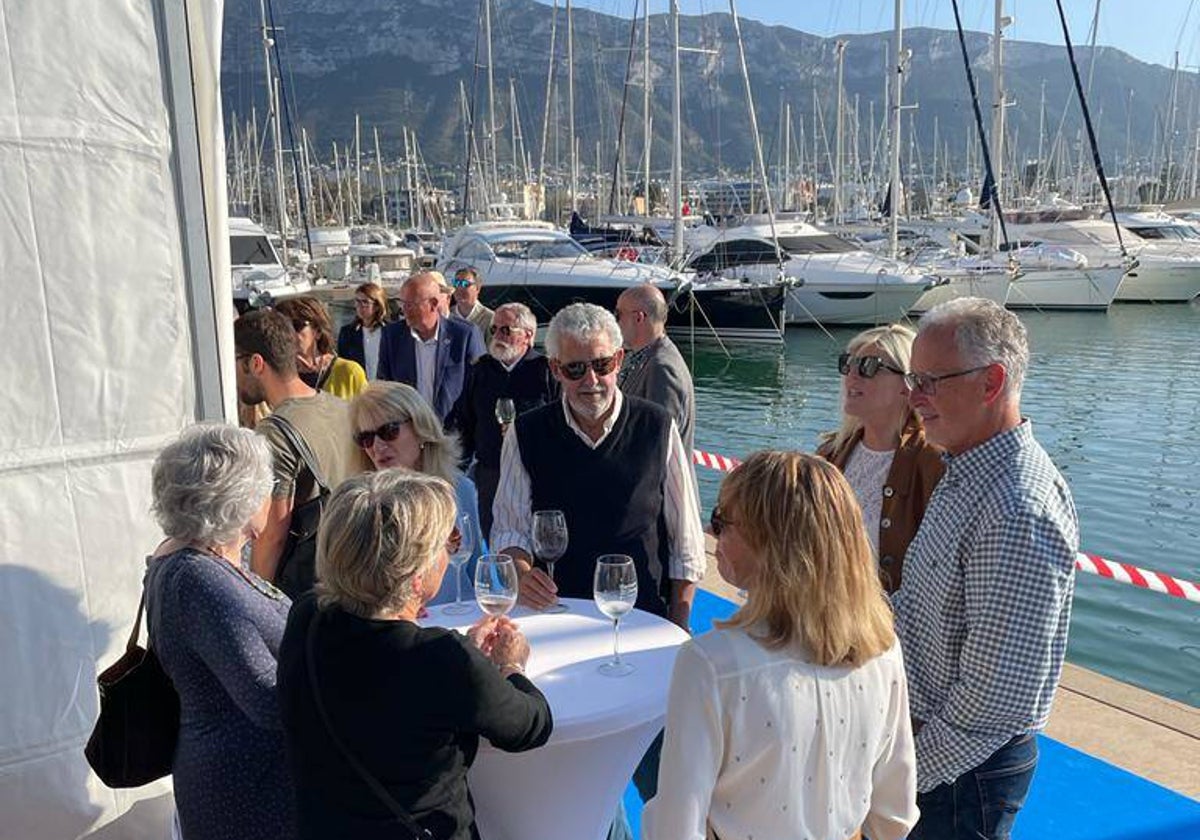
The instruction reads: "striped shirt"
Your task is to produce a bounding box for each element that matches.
[893,421,1078,793]
[490,391,706,582]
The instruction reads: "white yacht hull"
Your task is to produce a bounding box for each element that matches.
[1114,260,1200,302]
[785,281,931,324]
[910,270,1012,312]
[1005,265,1126,310]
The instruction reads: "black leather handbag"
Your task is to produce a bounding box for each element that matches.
[85,586,180,787]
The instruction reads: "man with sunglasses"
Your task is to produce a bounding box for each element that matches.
[894,298,1078,840]
[451,302,559,537]
[491,302,705,630]
[615,284,695,453]
[233,310,370,592]
[450,266,495,339]
[378,271,486,424]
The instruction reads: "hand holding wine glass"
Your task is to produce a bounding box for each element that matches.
[475,554,519,617]
[442,515,476,615]
[532,510,569,613]
[486,623,531,675]
[594,555,638,677]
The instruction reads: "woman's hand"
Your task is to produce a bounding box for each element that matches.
[466,615,502,653]
[487,623,531,673]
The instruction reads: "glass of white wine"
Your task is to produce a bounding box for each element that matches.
[594,555,638,677]
[495,397,516,427]
[442,515,476,615]
[532,510,569,613]
[475,554,519,617]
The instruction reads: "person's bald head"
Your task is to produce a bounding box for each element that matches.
[616,283,668,349]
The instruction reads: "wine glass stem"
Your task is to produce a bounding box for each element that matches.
[612,618,622,666]
[546,560,556,584]
[455,564,463,606]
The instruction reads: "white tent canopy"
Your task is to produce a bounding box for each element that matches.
[0,1,232,837]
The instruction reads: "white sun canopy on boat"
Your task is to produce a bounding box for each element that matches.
[0,1,232,837]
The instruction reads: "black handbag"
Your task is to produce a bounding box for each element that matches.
[266,413,330,601]
[85,586,180,787]
[305,609,434,839]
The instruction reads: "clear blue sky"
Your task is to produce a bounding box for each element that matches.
[557,0,1200,70]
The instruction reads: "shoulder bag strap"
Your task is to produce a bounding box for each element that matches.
[127,587,147,652]
[264,413,330,493]
[304,610,433,839]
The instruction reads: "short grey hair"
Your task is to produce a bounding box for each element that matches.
[918,297,1029,395]
[151,425,274,545]
[316,470,457,618]
[546,302,622,358]
[495,302,538,339]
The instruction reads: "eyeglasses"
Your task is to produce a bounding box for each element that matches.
[838,353,905,379]
[556,353,621,381]
[489,323,528,337]
[903,365,992,396]
[710,507,735,537]
[399,297,435,311]
[353,420,405,449]
[353,298,374,307]
[452,277,476,288]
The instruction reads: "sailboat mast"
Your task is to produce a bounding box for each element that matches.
[989,0,1007,250]
[643,0,652,214]
[484,0,500,199]
[259,0,289,261]
[374,127,387,227]
[888,0,904,259]
[537,0,558,193]
[670,0,683,254]
[355,114,363,224]
[567,0,578,212]
[833,40,847,225]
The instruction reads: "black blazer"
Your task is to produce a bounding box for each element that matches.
[336,322,366,370]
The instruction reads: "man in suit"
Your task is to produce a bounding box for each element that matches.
[453,302,559,537]
[378,271,486,423]
[615,283,696,452]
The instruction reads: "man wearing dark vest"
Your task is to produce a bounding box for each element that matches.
[490,302,705,631]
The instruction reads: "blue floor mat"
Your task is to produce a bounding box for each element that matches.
[622,590,1200,839]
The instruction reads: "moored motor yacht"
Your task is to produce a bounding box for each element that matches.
[229,216,310,311]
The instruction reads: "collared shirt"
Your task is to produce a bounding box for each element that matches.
[411,322,440,409]
[362,326,382,380]
[617,340,653,388]
[490,391,706,582]
[454,301,494,339]
[893,421,1078,793]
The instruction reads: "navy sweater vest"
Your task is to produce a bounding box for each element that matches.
[515,396,672,616]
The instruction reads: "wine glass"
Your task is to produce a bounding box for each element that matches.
[475,554,519,617]
[442,515,476,615]
[494,397,516,426]
[532,510,569,613]
[594,555,638,677]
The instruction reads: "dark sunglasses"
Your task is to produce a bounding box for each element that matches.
[452,277,476,288]
[489,324,527,337]
[837,353,905,379]
[353,420,404,449]
[557,354,620,381]
[710,507,734,537]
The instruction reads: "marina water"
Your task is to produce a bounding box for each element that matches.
[685,302,1200,707]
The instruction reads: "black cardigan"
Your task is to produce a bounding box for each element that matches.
[277,594,553,840]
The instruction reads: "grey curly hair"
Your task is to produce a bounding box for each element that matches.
[545,302,622,358]
[151,425,274,545]
[918,297,1029,396]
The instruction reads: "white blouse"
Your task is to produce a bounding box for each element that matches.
[842,443,896,556]
[362,326,382,380]
[643,626,918,840]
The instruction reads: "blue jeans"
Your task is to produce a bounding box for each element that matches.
[910,734,1039,840]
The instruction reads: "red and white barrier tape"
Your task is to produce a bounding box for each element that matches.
[692,448,1199,604]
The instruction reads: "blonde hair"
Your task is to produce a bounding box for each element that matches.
[716,451,895,667]
[828,323,917,451]
[350,381,463,484]
[316,470,457,618]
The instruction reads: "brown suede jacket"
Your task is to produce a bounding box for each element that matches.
[817,416,945,592]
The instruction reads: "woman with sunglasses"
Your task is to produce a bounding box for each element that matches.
[644,451,918,840]
[275,297,368,400]
[336,281,390,380]
[350,381,484,604]
[816,324,943,592]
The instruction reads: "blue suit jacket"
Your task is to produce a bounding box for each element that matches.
[377,316,486,422]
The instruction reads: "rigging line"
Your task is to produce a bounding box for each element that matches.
[948,0,1008,251]
[608,0,641,216]
[265,0,312,254]
[1052,0,1126,257]
[463,0,487,221]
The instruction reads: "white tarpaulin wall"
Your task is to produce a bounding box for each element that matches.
[0,1,231,838]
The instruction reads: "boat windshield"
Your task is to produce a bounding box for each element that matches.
[492,237,590,260]
[230,235,278,265]
[1128,224,1200,242]
[778,233,858,254]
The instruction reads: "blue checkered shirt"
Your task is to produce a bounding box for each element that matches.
[893,421,1078,793]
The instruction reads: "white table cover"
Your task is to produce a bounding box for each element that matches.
[433,598,689,840]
